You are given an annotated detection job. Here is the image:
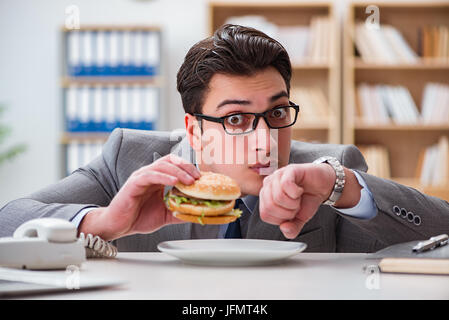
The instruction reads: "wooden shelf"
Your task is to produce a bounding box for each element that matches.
[355,123,449,131]
[354,58,449,70]
[209,1,340,144]
[292,63,331,70]
[60,132,110,144]
[61,76,164,87]
[344,1,449,197]
[293,123,329,130]
[62,25,161,32]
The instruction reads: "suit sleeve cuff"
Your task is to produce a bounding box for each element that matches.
[70,206,98,229]
[331,170,377,219]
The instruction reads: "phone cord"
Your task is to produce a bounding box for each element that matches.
[79,232,117,258]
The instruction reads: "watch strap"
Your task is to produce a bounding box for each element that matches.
[313,156,345,206]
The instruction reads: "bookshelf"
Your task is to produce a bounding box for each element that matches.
[208,1,341,144]
[60,25,163,177]
[343,1,449,201]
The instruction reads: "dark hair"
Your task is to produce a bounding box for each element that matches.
[176,24,292,114]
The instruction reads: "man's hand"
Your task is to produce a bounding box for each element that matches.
[259,163,362,239]
[78,154,201,241]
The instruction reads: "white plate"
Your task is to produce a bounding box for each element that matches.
[157,239,307,266]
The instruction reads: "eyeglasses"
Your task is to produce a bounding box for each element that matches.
[193,101,300,135]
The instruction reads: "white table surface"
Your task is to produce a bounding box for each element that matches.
[25,252,449,300]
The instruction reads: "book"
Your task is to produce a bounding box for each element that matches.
[354,22,417,64]
[421,83,449,124]
[357,84,420,125]
[417,136,449,186]
[225,15,331,64]
[420,25,449,60]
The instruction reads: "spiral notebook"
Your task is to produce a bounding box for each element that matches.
[370,238,449,275]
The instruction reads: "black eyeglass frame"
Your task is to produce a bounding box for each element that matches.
[192,101,300,135]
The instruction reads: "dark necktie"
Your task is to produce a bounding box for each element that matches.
[224,198,243,238]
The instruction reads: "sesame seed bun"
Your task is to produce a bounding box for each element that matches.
[174,171,241,201]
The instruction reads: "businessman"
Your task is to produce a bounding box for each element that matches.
[1,24,448,252]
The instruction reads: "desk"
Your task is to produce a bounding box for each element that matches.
[29,252,449,300]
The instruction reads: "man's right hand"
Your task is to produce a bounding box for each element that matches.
[78,154,201,241]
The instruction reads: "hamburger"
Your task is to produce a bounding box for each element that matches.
[165,171,242,225]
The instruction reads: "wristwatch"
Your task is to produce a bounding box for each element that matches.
[312,156,345,206]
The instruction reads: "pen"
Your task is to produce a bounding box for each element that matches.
[412,234,449,253]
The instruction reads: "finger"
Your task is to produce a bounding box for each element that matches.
[151,161,196,185]
[279,216,307,239]
[260,184,295,224]
[166,154,201,179]
[280,194,322,239]
[126,171,178,197]
[259,186,281,225]
[280,166,304,199]
[271,171,301,211]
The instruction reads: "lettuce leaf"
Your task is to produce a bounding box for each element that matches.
[230,209,242,218]
[167,193,227,208]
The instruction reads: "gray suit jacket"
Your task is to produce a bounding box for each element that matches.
[1,128,448,253]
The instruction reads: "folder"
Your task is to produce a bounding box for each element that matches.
[92,87,103,131]
[145,31,160,76]
[96,31,106,75]
[81,31,93,76]
[370,237,449,275]
[109,30,119,75]
[143,87,158,130]
[65,86,79,132]
[67,31,81,76]
[105,85,117,131]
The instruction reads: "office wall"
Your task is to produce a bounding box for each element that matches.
[0,0,208,206]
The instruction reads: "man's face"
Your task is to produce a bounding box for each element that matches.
[185,67,292,196]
